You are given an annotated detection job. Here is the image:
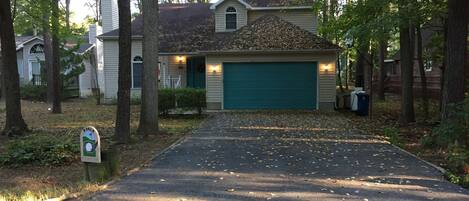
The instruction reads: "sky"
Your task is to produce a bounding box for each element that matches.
[69,0,218,24]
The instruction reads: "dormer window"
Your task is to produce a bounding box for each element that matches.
[225,7,237,30]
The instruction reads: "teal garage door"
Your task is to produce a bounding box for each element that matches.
[223,62,317,109]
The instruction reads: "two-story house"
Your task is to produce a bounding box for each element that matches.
[99,0,340,111]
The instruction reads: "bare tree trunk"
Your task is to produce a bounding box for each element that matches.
[322,0,329,39]
[115,0,132,144]
[65,0,71,31]
[42,11,54,104]
[138,0,159,136]
[89,47,101,105]
[441,0,469,121]
[416,25,429,119]
[366,52,374,119]
[0,53,5,109]
[378,39,387,100]
[0,0,28,135]
[356,41,369,88]
[399,17,416,124]
[337,57,344,92]
[51,0,61,113]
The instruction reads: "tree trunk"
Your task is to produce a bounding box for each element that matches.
[0,61,5,117]
[65,0,71,31]
[337,57,344,92]
[378,39,387,101]
[416,25,429,119]
[355,41,369,88]
[42,11,54,104]
[51,0,61,113]
[0,51,5,110]
[138,0,159,136]
[399,17,416,124]
[441,0,469,121]
[0,0,28,135]
[322,0,328,39]
[115,0,132,143]
[439,19,448,114]
[368,52,374,119]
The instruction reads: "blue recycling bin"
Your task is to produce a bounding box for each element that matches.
[356,93,369,116]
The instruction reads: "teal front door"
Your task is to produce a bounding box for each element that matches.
[223,62,317,109]
[186,57,206,88]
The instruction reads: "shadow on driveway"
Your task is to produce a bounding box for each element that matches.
[90,112,469,201]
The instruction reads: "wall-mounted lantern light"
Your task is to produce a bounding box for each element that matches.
[320,62,334,74]
[176,56,186,64]
[209,65,221,73]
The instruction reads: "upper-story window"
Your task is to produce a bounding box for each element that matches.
[225,7,237,30]
[30,44,44,54]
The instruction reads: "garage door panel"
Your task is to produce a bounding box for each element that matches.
[223,62,317,109]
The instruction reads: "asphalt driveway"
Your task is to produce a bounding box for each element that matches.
[90,112,469,201]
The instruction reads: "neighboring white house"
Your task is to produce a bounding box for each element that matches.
[15,36,45,85]
[14,28,105,98]
[98,0,340,111]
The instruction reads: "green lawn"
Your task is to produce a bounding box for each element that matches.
[0,99,205,201]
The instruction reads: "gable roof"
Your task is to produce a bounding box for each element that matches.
[392,21,444,61]
[246,0,314,7]
[208,15,339,52]
[15,36,43,51]
[99,3,339,53]
[210,0,313,9]
[13,35,94,54]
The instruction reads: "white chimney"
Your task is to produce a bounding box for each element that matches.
[102,0,119,34]
[88,24,97,44]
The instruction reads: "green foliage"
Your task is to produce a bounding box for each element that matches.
[445,171,469,189]
[421,98,469,149]
[20,84,47,101]
[159,89,176,115]
[383,126,402,147]
[108,88,206,115]
[175,88,206,115]
[0,134,79,167]
[60,40,86,90]
[447,146,469,175]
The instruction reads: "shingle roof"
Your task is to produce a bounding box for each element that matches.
[245,0,314,7]
[210,15,340,52]
[100,3,339,53]
[15,36,37,46]
[76,43,94,54]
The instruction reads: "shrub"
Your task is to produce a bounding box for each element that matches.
[447,146,469,174]
[107,88,206,115]
[383,126,402,147]
[159,89,176,115]
[422,98,469,149]
[174,88,206,115]
[0,134,79,167]
[20,84,47,101]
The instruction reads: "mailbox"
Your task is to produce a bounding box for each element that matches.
[80,126,101,163]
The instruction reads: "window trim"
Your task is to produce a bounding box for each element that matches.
[225,6,237,30]
[30,44,45,54]
[132,56,143,89]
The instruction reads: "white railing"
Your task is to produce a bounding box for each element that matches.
[164,75,181,89]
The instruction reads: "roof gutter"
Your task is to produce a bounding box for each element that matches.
[97,35,143,40]
[250,6,312,10]
[199,49,341,55]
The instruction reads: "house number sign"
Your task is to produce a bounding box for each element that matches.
[80,126,101,163]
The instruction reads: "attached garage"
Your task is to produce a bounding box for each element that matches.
[223,62,317,109]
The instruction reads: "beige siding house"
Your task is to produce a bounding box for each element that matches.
[99,0,340,111]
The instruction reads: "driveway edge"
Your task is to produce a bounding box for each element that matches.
[389,144,446,174]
